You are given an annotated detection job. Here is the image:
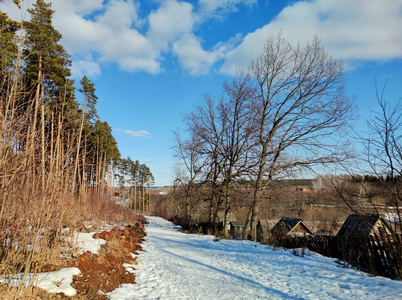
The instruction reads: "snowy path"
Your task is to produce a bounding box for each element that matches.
[109,216,402,300]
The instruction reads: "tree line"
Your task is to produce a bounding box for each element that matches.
[116,157,154,213]
[0,0,152,281]
[1,0,120,195]
[0,0,153,198]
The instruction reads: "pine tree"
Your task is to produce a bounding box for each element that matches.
[86,120,120,190]
[0,11,19,118]
[0,12,18,81]
[139,164,154,213]
[79,75,99,124]
[24,0,75,116]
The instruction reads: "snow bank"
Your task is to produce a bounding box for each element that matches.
[0,267,81,297]
[1,230,105,297]
[34,267,81,296]
[73,232,106,254]
[109,216,402,300]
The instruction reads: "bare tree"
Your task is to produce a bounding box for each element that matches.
[174,74,257,232]
[330,84,401,223]
[218,73,258,236]
[185,95,225,226]
[363,83,401,231]
[245,33,354,241]
[173,130,204,222]
[333,85,402,279]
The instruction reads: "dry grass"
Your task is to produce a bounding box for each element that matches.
[0,37,141,299]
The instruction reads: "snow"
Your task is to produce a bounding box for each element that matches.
[385,212,401,225]
[33,267,81,296]
[2,218,401,298]
[0,231,104,296]
[73,231,106,255]
[0,267,81,297]
[109,216,402,300]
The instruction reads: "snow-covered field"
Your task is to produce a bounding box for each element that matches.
[109,216,402,300]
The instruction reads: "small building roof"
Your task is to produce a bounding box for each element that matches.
[229,221,246,227]
[336,214,391,238]
[270,217,313,237]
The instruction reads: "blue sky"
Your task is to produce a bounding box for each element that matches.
[3,0,402,186]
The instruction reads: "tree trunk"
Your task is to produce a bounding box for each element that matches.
[72,92,86,197]
[100,152,107,195]
[134,176,137,211]
[185,193,190,222]
[142,177,145,214]
[223,181,231,238]
[249,156,266,241]
[41,103,45,194]
[242,208,252,240]
[209,196,215,223]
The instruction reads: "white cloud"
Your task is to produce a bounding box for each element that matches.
[198,0,257,18]
[221,0,402,74]
[1,0,244,77]
[54,0,195,76]
[173,33,241,75]
[147,0,194,50]
[67,0,104,16]
[117,129,152,138]
[2,0,163,76]
[100,27,160,72]
[118,56,161,74]
[3,0,400,77]
[96,0,142,29]
[71,60,101,78]
[55,14,102,54]
[172,34,219,75]
[51,0,161,75]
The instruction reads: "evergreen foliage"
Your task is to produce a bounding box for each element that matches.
[116,158,154,212]
[24,0,74,109]
[79,75,99,123]
[0,12,18,81]
[0,0,124,195]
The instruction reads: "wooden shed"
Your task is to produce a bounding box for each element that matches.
[217,212,237,234]
[336,214,392,239]
[270,217,313,239]
[229,221,247,238]
[256,220,275,243]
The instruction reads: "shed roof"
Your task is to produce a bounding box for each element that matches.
[230,221,246,227]
[270,217,313,236]
[336,214,390,237]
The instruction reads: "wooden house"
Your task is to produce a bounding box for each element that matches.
[270,217,313,239]
[336,214,392,239]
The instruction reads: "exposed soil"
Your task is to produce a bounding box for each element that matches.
[72,222,145,298]
[0,220,146,299]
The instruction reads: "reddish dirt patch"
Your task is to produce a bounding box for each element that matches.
[0,221,146,299]
[71,222,146,299]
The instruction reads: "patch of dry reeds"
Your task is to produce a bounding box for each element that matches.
[0,37,139,297]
